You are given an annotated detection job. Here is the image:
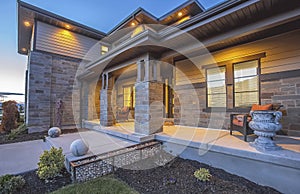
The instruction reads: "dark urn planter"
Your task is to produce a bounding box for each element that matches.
[249,110,282,151]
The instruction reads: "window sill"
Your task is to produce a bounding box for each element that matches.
[202,107,251,113]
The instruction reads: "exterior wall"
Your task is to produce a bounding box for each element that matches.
[35,21,100,60]
[174,30,300,136]
[26,50,81,132]
[81,79,101,121]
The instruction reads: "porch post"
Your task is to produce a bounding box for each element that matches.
[144,60,150,81]
[137,60,143,82]
[134,57,164,135]
[100,72,115,126]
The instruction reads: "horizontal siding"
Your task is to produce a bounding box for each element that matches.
[35,21,100,60]
[211,29,300,74]
[175,59,205,85]
[174,30,300,85]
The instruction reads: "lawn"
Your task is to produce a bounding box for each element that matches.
[51,176,138,194]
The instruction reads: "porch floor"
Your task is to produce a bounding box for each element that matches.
[83,119,300,168]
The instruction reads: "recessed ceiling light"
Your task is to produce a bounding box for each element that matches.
[24,21,31,27]
[65,24,71,29]
[178,12,183,17]
[22,48,27,52]
[131,22,136,26]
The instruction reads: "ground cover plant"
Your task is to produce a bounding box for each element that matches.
[51,176,138,194]
[0,174,25,194]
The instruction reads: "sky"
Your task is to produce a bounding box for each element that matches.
[0,0,225,102]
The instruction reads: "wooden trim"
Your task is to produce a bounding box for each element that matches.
[232,58,261,108]
[174,82,206,90]
[34,49,83,61]
[261,69,300,82]
[33,19,37,51]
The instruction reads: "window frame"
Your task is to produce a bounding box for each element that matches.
[206,66,227,108]
[233,59,261,108]
[123,84,135,110]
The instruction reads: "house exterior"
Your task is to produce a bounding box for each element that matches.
[18,0,300,136]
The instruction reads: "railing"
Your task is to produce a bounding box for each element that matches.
[69,141,162,182]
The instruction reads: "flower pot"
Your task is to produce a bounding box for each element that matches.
[249,110,282,151]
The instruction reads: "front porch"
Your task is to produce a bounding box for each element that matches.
[82,119,300,194]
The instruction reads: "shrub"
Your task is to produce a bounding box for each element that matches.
[37,147,65,180]
[7,124,27,140]
[194,168,212,182]
[1,101,19,133]
[0,174,25,194]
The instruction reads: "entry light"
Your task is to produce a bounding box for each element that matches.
[24,21,31,27]
[65,24,71,29]
[178,12,183,17]
[21,48,27,52]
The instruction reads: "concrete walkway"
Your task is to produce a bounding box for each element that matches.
[0,130,136,176]
[0,140,51,176]
[46,130,137,162]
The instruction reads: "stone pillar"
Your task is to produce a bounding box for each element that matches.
[135,81,164,135]
[100,89,114,126]
[134,58,164,135]
[100,73,115,126]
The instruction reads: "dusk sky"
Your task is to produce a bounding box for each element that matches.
[0,0,225,102]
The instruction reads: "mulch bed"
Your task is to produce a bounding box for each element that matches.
[113,156,281,194]
[15,169,71,194]
[0,128,81,145]
[14,155,280,194]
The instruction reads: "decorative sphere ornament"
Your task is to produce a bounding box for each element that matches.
[70,139,89,156]
[48,127,61,138]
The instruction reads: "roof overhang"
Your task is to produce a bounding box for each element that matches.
[17,0,106,55]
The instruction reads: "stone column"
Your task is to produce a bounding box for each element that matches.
[134,59,164,135]
[100,89,114,126]
[100,73,115,126]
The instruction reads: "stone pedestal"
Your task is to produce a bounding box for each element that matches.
[134,81,164,135]
[249,111,282,151]
[100,89,114,126]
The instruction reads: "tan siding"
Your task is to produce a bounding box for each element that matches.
[174,30,300,85]
[35,21,100,60]
[211,30,300,74]
[175,59,205,85]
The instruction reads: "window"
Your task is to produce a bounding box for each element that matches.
[206,67,226,107]
[101,45,109,55]
[234,60,259,107]
[123,86,135,109]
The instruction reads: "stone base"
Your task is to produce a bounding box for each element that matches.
[28,126,48,133]
[134,81,164,135]
[250,137,281,151]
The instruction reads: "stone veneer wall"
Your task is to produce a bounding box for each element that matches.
[26,51,81,132]
[174,87,230,130]
[174,75,300,137]
[261,76,300,136]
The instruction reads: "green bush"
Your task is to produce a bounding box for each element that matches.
[7,124,27,140]
[194,168,212,182]
[37,147,65,181]
[0,174,25,194]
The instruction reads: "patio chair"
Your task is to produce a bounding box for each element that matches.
[230,104,283,142]
[116,106,130,121]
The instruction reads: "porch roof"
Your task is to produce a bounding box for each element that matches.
[78,0,300,80]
